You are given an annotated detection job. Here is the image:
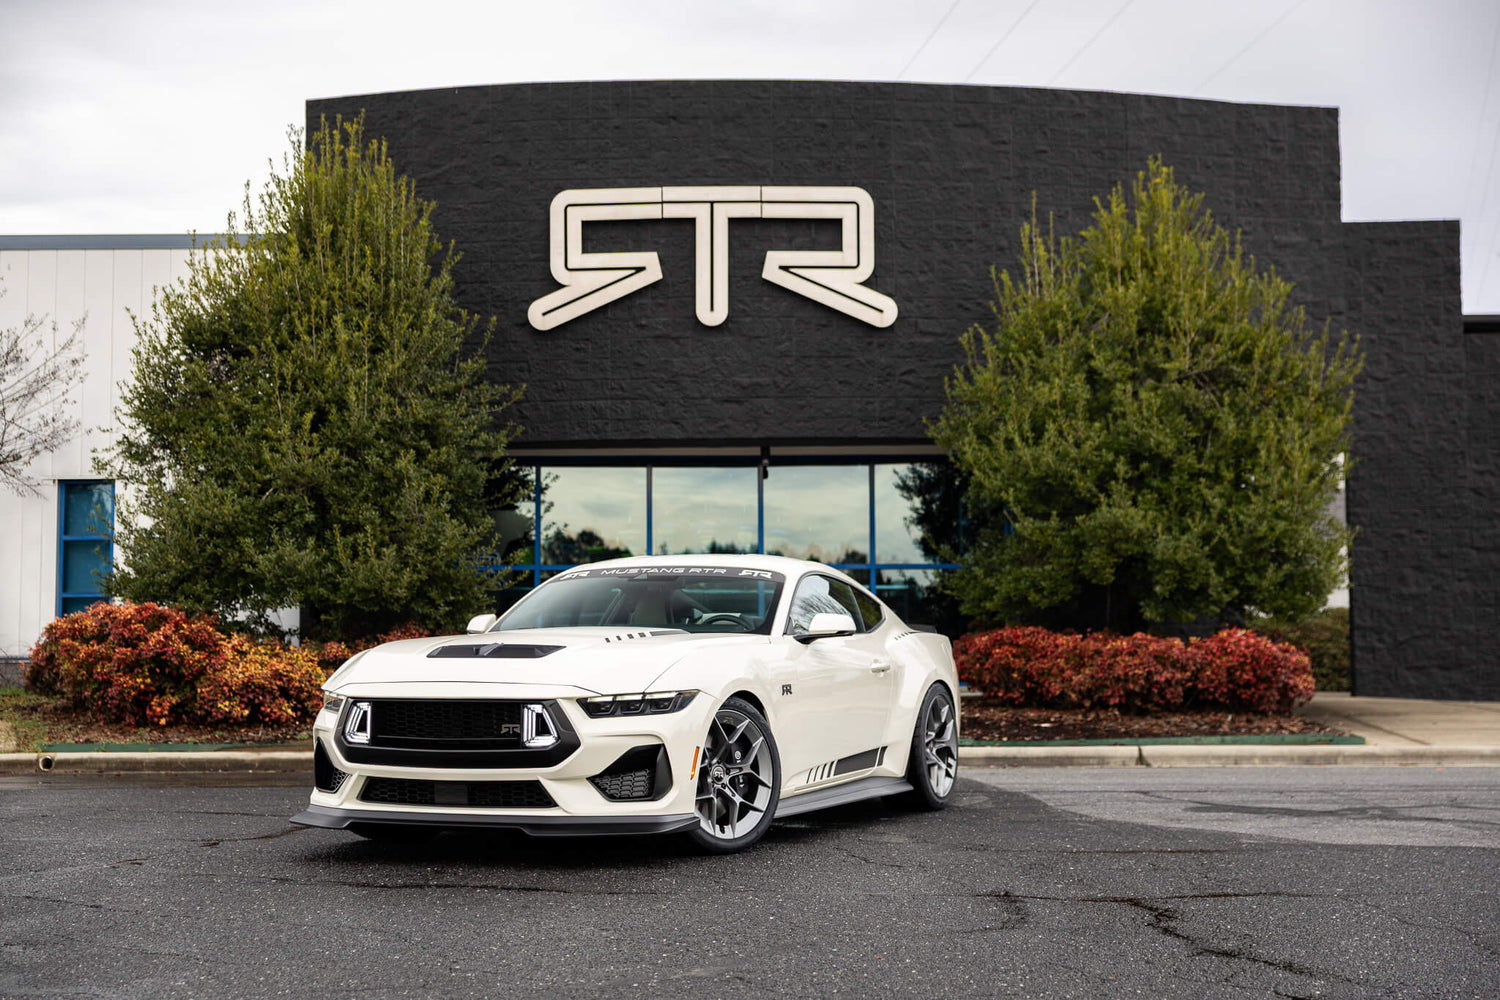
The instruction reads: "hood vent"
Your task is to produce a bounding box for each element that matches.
[604,630,685,643]
[427,643,565,659]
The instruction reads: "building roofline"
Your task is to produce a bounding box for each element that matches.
[0,235,244,250]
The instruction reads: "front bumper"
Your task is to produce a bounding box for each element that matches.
[293,687,713,835]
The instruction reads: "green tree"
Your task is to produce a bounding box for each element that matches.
[932,159,1360,633]
[104,115,521,641]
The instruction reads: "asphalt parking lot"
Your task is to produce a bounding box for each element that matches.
[2,767,1497,999]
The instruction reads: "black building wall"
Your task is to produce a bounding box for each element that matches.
[307,81,1487,699]
[309,81,1346,448]
[1343,223,1496,699]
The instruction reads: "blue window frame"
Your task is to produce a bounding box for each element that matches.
[57,480,114,617]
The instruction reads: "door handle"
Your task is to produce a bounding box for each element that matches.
[870,661,892,674]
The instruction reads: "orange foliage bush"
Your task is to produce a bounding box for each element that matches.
[27,601,335,727]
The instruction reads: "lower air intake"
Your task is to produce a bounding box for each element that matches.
[313,740,349,793]
[589,744,671,801]
[359,778,556,809]
[590,769,654,800]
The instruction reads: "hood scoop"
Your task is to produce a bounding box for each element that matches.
[427,642,565,659]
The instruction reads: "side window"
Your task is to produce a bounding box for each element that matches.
[851,585,884,632]
[58,481,114,616]
[786,575,862,634]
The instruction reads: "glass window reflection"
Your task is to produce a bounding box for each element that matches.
[541,467,646,564]
[764,465,867,564]
[652,467,757,555]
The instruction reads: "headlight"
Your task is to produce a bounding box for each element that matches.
[578,690,698,718]
[320,693,345,715]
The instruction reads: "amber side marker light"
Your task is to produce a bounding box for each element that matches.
[689,746,701,781]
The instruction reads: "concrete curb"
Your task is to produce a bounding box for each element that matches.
[959,745,1143,767]
[963,744,1500,768]
[0,750,313,775]
[4,744,1499,775]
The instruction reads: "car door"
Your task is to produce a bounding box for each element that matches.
[776,573,895,787]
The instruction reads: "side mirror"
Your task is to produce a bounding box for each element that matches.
[466,614,498,635]
[796,612,857,643]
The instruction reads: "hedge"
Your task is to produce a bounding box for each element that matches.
[954,625,1314,714]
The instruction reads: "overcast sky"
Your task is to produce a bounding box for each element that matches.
[3,0,1499,312]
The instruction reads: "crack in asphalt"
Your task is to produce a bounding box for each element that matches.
[8,893,144,915]
[199,827,307,847]
[974,890,1371,989]
[185,872,667,895]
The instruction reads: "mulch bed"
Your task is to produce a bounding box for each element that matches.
[6,697,309,747]
[960,698,1344,743]
[7,692,1344,749]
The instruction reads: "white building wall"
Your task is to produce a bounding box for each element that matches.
[0,241,194,659]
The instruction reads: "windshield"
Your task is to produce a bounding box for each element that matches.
[495,567,786,635]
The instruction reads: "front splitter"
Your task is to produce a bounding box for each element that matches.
[290,803,700,837]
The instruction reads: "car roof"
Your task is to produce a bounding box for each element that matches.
[554,553,856,581]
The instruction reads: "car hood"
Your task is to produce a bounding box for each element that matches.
[326,628,769,696]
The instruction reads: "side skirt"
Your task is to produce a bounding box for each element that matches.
[773,775,914,819]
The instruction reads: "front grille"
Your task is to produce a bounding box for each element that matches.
[335,699,579,769]
[313,739,349,793]
[359,777,556,809]
[373,700,523,745]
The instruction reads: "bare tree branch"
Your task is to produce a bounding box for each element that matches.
[0,288,87,496]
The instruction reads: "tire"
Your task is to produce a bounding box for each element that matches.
[904,683,959,810]
[347,822,442,843]
[684,696,782,854]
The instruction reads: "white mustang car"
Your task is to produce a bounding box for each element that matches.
[291,555,959,853]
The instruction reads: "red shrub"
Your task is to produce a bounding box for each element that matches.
[27,601,334,727]
[27,602,229,725]
[197,635,326,726]
[955,626,1082,705]
[1187,628,1313,714]
[955,624,1314,715]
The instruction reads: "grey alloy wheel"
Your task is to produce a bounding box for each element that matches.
[687,697,781,853]
[905,684,958,809]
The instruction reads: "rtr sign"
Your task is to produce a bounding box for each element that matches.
[526,186,898,330]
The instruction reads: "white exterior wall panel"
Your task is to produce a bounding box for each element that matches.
[0,243,190,659]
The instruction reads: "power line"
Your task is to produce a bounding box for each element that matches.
[1195,0,1307,94]
[1047,0,1136,86]
[963,0,1045,84]
[897,0,965,81]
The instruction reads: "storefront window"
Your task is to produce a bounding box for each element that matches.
[763,464,867,564]
[494,459,964,634]
[874,463,927,564]
[541,466,645,564]
[652,467,757,555]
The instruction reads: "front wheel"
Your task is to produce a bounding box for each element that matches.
[684,697,781,854]
[904,683,959,809]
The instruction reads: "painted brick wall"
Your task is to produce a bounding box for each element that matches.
[1342,222,1493,698]
[308,82,1344,448]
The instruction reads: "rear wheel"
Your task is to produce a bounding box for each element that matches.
[904,683,958,809]
[684,697,781,854]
